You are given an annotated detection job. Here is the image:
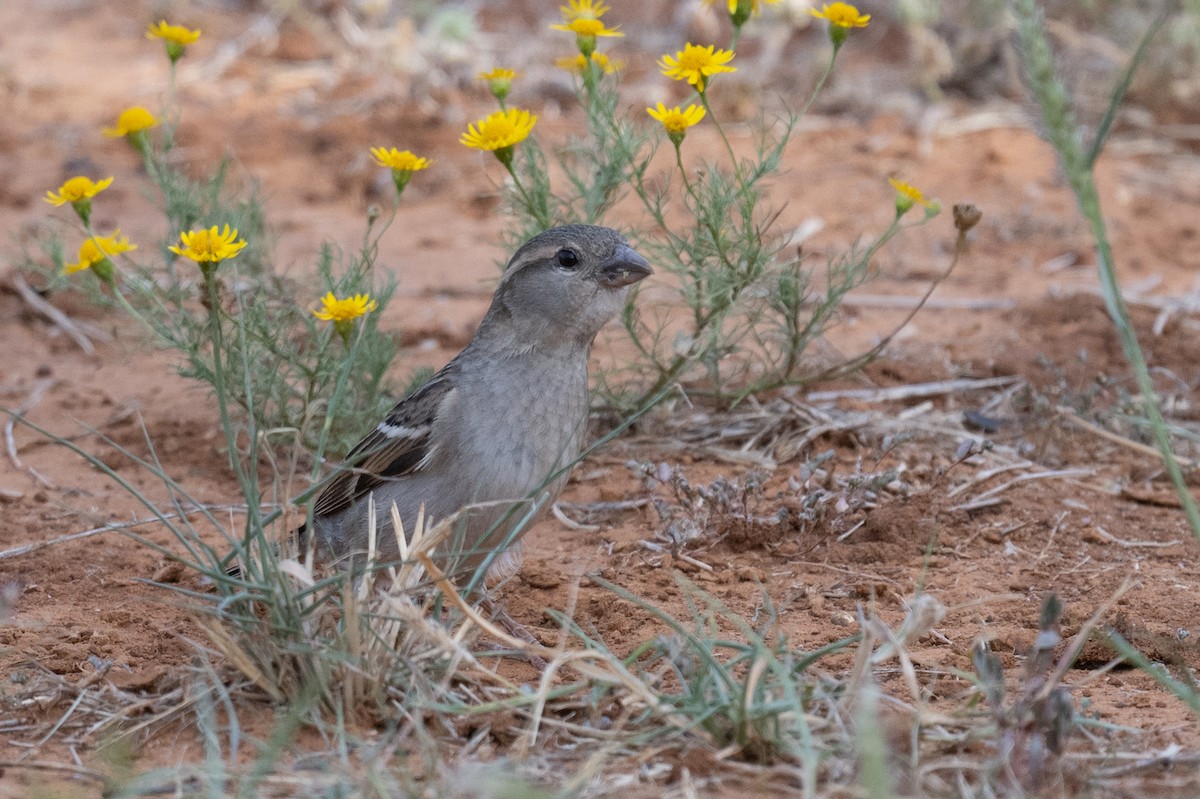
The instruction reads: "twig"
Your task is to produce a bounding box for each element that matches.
[1091,526,1181,549]
[951,468,1092,510]
[4,377,57,489]
[807,376,1023,404]
[0,505,269,560]
[840,294,1016,311]
[1058,407,1200,469]
[638,540,714,572]
[0,760,107,781]
[7,273,105,354]
[552,502,599,532]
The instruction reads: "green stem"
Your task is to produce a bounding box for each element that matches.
[312,318,370,479]
[203,271,250,491]
[503,160,551,229]
[1085,185,1200,536]
[798,49,839,119]
[698,90,742,184]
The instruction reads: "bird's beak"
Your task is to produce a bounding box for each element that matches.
[596,244,653,289]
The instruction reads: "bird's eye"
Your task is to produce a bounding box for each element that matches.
[556,248,580,269]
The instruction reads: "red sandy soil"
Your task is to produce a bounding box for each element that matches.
[3,2,1200,796]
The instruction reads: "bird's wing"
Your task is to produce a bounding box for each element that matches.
[311,364,459,520]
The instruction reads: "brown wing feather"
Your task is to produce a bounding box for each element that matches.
[310,366,458,520]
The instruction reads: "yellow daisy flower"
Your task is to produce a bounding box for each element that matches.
[369,147,432,194]
[65,230,136,284]
[478,67,518,82]
[551,16,622,56]
[45,176,113,206]
[811,2,870,27]
[103,106,158,137]
[103,106,159,137]
[478,68,518,104]
[369,148,432,172]
[460,108,537,167]
[811,2,870,46]
[146,20,200,62]
[555,52,620,74]
[313,292,379,323]
[888,178,934,216]
[145,20,201,46]
[560,0,610,19]
[314,291,379,342]
[169,225,248,267]
[658,43,736,93]
[551,18,622,37]
[647,103,706,145]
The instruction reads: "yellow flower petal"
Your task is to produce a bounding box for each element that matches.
[888,178,932,209]
[168,225,248,264]
[550,18,623,37]
[460,108,537,152]
[103,106,159,137]
[369,147,432,172]
[658,43,736,91]
[313,292,379,322]
[146,20,201,46]
[65,230,136,274]
[646,102,706,135]
[478,67,518,82]
[810,2,870,28]
[555,52,620,74]
[560,0,610,20]
[45,176,113,206]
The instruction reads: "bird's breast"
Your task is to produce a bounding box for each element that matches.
[440,354,590,503]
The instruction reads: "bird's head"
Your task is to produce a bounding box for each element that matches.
[486,224,652,348]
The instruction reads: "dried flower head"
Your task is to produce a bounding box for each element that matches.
[953,203,983,233]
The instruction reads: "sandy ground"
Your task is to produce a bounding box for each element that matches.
[3,1,1200,796]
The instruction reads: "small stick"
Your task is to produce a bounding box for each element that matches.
[1058,408,1200,469]
[551,502,599,532]
[1091,525,1180,549]
[807,376,1022,404]
[840,294,1016,311]
[638,540,714,571]
[0,760,107,781]
[4,377,57,489]
[7,273,105,354]
[0,504,265,560]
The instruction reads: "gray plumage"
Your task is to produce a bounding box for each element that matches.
[306,225,652,582]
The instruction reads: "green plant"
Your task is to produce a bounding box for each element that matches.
[1009,1,1200,543]
[469,2,951,409]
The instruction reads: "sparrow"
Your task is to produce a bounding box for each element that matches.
[303,224,652,584]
